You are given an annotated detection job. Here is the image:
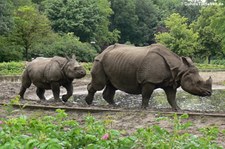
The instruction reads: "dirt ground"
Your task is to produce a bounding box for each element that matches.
[1,71,225,147]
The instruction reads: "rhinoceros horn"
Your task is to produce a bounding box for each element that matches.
[206,76,212,85]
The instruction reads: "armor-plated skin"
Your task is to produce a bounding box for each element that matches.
[19,55,86,102]
[85,44,212,111]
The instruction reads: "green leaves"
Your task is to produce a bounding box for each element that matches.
[44,0,119,47]
[9,5,52,60]
[0,112,224,148]
[155,13,199,57]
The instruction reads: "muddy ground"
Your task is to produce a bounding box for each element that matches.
[1,71,225,146]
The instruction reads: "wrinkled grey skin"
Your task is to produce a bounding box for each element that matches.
[85,44,212,111]
[19,55,86,102]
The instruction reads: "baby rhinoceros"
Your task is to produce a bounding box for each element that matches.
[85,43,212,111]
[19,55,86,102]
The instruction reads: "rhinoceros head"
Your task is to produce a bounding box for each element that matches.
[180,57,212,96]
[63,55,86,79]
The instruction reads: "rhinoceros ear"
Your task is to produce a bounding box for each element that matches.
[181,57,194,67]
[65,54,70,60]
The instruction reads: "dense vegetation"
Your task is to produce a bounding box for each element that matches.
[0,106,224,148]
[1,0,225,63]
[1,61,225,76]
[0,61,93,75]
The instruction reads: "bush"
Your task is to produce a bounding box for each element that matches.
[0,61,92,76]
[32,33,98,62]
[0,110,223,148]
[0,61,25,75]
[0,36,23,62]
[196,63,225,70]
[81,63,93,74]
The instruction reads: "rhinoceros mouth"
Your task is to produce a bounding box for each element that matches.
[196,89,212,97]
[202,90,212,96]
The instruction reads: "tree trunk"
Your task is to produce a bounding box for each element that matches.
[207,55,211,64]
[25,46,29,61]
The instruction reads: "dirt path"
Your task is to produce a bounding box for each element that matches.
[1,72,225,147]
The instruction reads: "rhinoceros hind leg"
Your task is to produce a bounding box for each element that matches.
[103,82,116,105]
[36,88,46,100]
[19,72,32,100]
[164,87,180,111]
[85,61,107,105]
[19,86,27,100]
[85,83,97,105]
[141,83,155,109]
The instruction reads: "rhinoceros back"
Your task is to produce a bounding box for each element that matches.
[26,57,51,83]
[101,44,149,94]
[100,44,183,93]
[26,56,67,88]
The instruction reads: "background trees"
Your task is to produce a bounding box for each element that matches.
[192,6,223,63]
[155,13,198,57]
[44,0,119,48]
[0,0,14,35]
[0,0,225,63]
[9,5,51,60]
[110,0,159,45]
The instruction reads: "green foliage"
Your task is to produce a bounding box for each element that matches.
[0,36,23,62]
[32,33,97,62]
[211,6,225,53]
[9,5,52,60]
[191,6,223,64]
[44,0,119,47]
[0,61,93,75]
[81,63,93,74]
[0,112,223,148]
[196,63,225,70]
[110,0,159,45]
[0,61,25,75]
[0,0,14,35]
[155,13,199,57]
[134,113,222,148]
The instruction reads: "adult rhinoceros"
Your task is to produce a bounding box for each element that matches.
[85,44,212,111]
[19,55,86,102]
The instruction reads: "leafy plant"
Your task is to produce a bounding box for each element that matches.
[0,111,224,148]
[0,61,25,75]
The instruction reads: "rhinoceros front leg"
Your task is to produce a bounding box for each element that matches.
[141,83,155,109]
[164,87,180,111]
[103,83,116,105]
[36,88,46,100]
[62,83,73,102]
[51,82,61,102]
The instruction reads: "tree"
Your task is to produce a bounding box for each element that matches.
[134,0,159,44]
[110,0,138,44]
[110,0,159,45]
[211,5,225,55]
[32,33,98,62]
[0,0,14,35]
[9,5,51,60]
[192,6,223,63]
[155,13,199,57]
[44,0,119,48]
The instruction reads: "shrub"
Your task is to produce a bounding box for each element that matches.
[0,61,92,76]
[0,110,223,148]
[0,61,25,75]
[0,36,23,62]
[31,33,98,62]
